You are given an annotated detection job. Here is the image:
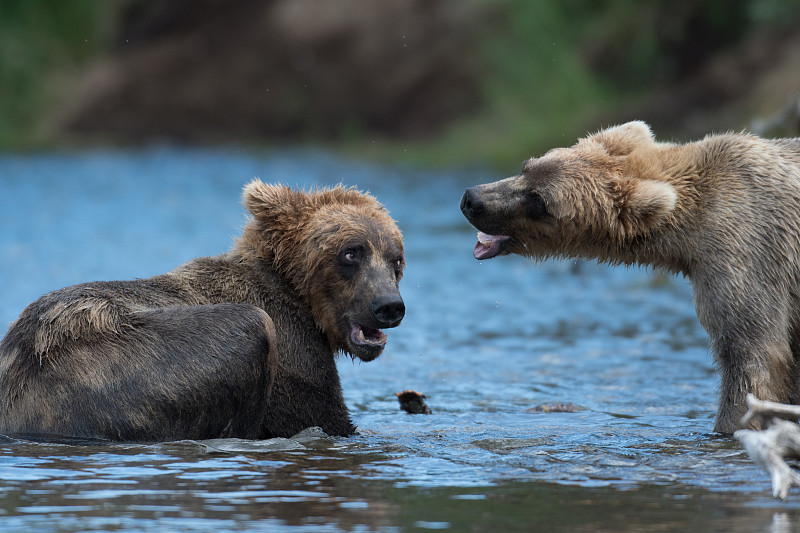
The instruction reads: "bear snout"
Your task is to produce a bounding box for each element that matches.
[371,294,405,328]
[460,187,485,221]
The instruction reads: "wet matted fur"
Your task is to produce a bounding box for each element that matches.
[462,121,800,434]
[0,181,405,442]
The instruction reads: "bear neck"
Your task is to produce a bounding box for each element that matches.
[170,251,355,437]
[171,252,334,362]
[601,137,744,277]
[235,224,343,349]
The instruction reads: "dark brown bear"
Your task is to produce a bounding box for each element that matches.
[0,181,405,442]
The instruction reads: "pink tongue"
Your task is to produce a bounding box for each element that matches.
[473,232,508,260]
[473,240,494,259]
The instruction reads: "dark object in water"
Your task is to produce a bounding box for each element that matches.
[397,390,432,414]
[526,402,586,414]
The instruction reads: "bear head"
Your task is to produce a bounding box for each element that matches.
[242,181,405,361]
[460,121,678,264]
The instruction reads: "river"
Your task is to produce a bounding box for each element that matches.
[0,147,796,532]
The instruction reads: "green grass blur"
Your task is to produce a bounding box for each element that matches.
[0,0,110,149]
[1,0,798,166]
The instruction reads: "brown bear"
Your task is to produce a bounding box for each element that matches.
[460,121,800,434]
[0,181,405,442]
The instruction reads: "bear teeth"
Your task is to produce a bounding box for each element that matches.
[477,232,493,245]
[352,324,388,346]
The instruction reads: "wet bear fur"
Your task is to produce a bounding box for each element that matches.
[0,181,405,442]
[461,121,800,434]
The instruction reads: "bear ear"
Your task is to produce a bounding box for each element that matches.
[242,180,309,225]
[590,121,654,156]
[619,179,677,233]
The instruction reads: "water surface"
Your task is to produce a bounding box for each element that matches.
[0,148,797,532]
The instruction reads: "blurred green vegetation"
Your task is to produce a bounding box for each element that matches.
[395,0,620,167]
[1,0,799,165]
[399,0,800,167]
[0,0,112,149]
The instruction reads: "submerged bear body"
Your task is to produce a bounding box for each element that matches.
[0,182,405,442]
[461,121,800,434]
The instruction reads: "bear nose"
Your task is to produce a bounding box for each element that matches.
[460,187,485,220]
[371,295,405,328]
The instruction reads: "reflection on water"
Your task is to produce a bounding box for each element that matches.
[0,148,798,531]
[0,433,796,532]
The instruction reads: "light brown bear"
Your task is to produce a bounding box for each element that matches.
[0,181,405,442]
[460,121,800,434]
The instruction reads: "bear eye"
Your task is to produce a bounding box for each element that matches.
[338,247,360,265]
[337,245,365,273]
[526,193,547,221]
[337,247,362,279]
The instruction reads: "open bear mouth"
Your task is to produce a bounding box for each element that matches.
[473,232,510,260]
[350,322,388,346]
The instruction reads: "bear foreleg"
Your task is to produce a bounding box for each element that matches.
[714,335,794,434]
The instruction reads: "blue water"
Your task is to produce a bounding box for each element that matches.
[0,147,797,532]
